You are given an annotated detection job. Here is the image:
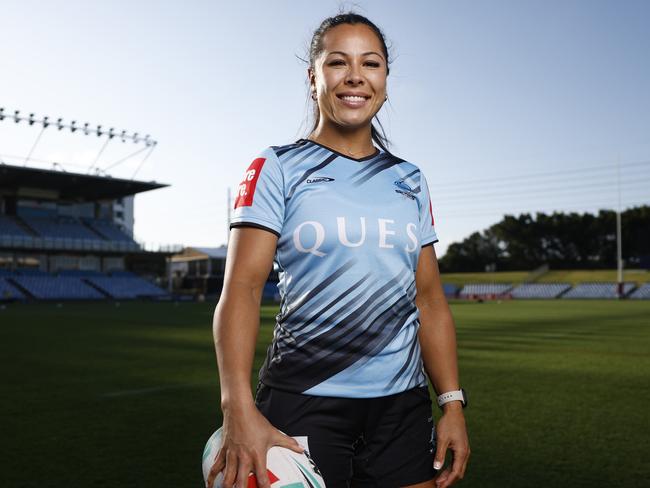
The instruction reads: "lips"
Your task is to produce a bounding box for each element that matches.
[337,93,371,108]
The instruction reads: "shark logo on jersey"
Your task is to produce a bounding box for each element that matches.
[306,176,335,184]
[393,178,417,200]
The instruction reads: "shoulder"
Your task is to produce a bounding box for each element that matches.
[268,139,311,160]
[380,148,423,175]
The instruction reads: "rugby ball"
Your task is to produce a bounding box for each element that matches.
[202,427,325,488]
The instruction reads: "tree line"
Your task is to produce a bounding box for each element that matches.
[438,205,650,272]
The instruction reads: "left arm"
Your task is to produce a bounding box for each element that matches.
[415,244,470,487]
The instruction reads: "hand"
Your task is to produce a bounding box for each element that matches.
[433,404,470,488]
[206,404,303,488]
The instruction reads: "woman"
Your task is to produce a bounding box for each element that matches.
[208,12,469,488]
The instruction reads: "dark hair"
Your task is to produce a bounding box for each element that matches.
[307,12,392,153]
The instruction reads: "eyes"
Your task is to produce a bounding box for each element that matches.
[327,59,382,69]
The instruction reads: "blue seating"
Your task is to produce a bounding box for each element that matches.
[57,269,104,277]
[459,283,513,298]
[11,276,105,300]
[442,283,459,298]
[108,270,137,277]
[22,216,101,240]
[562,282,636,299]
[87,276,168,299]
[15,268,48,276]
[0,278,25,300]
[84,219,134,242]
[511,283,571,299]
[0,214,31,237]
[629,283,650,299]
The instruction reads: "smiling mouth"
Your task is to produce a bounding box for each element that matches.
[337,94,371,107]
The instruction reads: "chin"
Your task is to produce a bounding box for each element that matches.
[334,114,374,129]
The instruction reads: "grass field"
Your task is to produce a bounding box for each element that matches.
[2,300,649,487]
[441,269,650,286]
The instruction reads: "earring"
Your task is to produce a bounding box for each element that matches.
[311,90,317,100]
[385,94,388,101]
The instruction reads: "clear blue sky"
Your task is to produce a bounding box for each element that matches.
[1,0,649,255]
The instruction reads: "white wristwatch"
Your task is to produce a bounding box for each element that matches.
[436,388,467,409]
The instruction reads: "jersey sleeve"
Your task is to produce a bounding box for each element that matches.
[418,171,439,247]
[229,147,285,237]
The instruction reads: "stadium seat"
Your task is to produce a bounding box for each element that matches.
[0,214,32,237]
[442,283,459,298]
[84,219,135,242]
[11,276,105,300]
[459,283,513,299]
[511,283,571,299]
[562,282,636,299]
[0,277,25,300]
[22,216,102,240]
[629,283,650,300]
[86,276,168,299]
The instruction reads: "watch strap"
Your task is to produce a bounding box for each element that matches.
[437,389,466,408]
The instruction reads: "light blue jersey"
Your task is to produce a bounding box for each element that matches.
[230,139,438,398]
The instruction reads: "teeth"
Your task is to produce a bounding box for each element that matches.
[341,96,366,102]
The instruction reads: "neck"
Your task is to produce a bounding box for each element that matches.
[309,122,375,157]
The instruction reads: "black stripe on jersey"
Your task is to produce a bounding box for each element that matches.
[288,272,372,337]
[387,325,420,389]
[272,140,308,157]
[229,222,280,238]
[265,271,416,390]
[286,144,324,168]
[278,256,357,323]
[349,152,393,179]
[352,154,406,186]
[287,152,339,200]
[296,293,417,391]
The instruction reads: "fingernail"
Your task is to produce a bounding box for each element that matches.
[434,461,442,470]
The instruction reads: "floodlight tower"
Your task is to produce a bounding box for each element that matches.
[616,157,623,298]
[0,105,158,179]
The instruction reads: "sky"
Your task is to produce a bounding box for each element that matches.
[1,0,649,256]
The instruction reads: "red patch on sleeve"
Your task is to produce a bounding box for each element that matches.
[234,157,266,208]
[429,199,435,226]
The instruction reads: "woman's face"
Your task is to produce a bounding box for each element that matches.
[310,23,388,131]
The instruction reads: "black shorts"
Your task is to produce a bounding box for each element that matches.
[255,383,437,487]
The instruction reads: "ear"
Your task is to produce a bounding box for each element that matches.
[307,67,315,89]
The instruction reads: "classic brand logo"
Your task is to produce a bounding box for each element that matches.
[306,176,335,184]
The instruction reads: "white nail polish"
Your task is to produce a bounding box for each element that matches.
[434,461,442,470]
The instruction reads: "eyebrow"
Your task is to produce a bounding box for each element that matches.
[328,50,385,60]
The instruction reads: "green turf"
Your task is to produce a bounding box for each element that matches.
[1,300,649,487]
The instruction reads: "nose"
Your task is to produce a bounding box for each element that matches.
[345,62,364,86]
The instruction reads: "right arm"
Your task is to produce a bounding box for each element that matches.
[206,227,302,488]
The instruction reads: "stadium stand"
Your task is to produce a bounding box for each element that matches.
[87,275,168,299]
[459,283,513,299]
[443,283,459,298]
[562,282,636,299]
[22,216,102,240]
[0,214,32,237]
[15,268,48,276]
[57,269,104,277]
[511,283,572,299]
[629,283,650,299]
[84,218,135,242]
[0,277,25,300]
[11,275,105,300]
